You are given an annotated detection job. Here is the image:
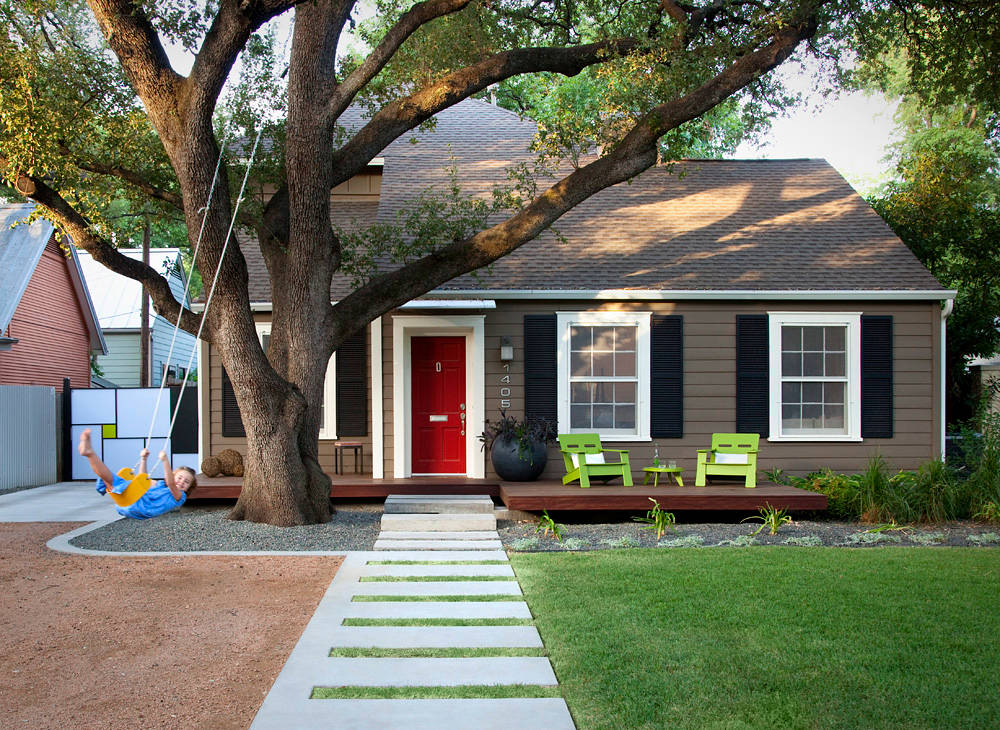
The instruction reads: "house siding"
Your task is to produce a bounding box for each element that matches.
[151,313,197,382]
[0,236,91,392]
[207,298,940,481]
[97,332,142,386]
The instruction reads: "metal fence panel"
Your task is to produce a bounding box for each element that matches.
[0,385,57,489]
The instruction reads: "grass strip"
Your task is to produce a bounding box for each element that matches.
[312,684,561,699]
[328,647,547,658]
[359,575,513,582]
[367,560,508,566]
[512,547,1000,730]
[352,594,523,602]
[342,617,533,626]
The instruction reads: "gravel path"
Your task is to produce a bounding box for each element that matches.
[62,498,1000,552]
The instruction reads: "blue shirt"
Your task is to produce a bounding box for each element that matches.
[97,474,186,519]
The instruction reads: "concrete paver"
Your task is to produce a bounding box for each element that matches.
[380,513,497,531]
[351,581,522,595]
[324,625,545,648]
[362,563,515,578]
[343,600,532,619]
[0,482,120,522]
[314,656,558,686]
[374,538,505,551]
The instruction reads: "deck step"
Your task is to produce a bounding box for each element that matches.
[381,513,497,532]
[385,494,496,514]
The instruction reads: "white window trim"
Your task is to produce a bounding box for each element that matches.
[768,312,862,442]
[255,323,337,440]
[556,311,651,442]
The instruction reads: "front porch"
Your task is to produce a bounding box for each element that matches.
[190,474,827,512]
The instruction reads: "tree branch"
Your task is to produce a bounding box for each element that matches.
[326,0,474,124]
[2,157,202,336]
[58,144,185,211]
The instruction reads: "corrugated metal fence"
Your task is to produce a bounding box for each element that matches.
[0,385,57,490]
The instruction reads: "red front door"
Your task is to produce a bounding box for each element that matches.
[411,336,466,474]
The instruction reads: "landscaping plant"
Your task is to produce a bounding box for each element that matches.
[742,504,793,536]
[632,498,676,540]
[535,510,565,541]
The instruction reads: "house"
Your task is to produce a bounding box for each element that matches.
[198,99,955,483]
[970,355,1000,416]
[0,203,106,391]
[77,248,198,388]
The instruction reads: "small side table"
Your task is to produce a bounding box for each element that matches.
[642,466,684,487]
[333,441,363,475]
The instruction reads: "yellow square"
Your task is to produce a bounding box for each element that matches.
[102,424,117,439]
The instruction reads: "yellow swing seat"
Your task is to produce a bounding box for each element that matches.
[109,468,153,508]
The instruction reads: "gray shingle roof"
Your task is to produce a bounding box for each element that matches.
[243,98,945,303]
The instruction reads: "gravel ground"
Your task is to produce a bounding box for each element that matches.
[60,497,1000,552]
[70,501,382,552]
[498,516,1000,550]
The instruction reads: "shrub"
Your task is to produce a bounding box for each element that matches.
[964,414,1000,514]
[856,454,916,524]
[716,534,758,547]
[782,535,823,547]
[896,459,966,523]
[600,535,640,548]
[511,537,540,550]
[561,537,588,551]
[791,469,861,519]
[909,532,946,546]
[967,532,1000,546]
[657,535,705,548]
[841,531,902,546]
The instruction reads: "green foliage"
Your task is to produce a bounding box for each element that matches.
[561,537,588,551]
[657,535,705,548]
[973,502,1000,525]
[762,467,789,485]
[967,532,1000,546]
[479,410,557,462]
[909,532,946,546]
[742,504,793,536]
[535,510,564,541]
[511,537,541,551]
[841,531,902,546]
[782,535,823,547]
[632,498,676,540]
[716,534,757,547]
[789,468,860,519]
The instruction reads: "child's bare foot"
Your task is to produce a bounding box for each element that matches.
[78,428,95,457]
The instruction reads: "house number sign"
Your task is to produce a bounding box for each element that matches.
[499,363,512,409]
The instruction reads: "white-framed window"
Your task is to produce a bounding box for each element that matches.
[255,323,337,439]
[556,311,651,441]
[768,312,861,441]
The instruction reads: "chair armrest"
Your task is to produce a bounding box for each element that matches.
[603,449,630,455]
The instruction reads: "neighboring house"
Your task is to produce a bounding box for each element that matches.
[0,203,106,391]
[970,355,1000,416]
[200,99,955,480]
[77,248,197,388]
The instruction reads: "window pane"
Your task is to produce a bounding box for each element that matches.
[782,382,801,404]
[614,351,635,377]
[824,405,844,429]
[802,353,824,376]
[593,382,614,403]
[782,326,801,351]
[782,352,801,376]
[615,382,636,404]
[571,383,593,404]
[262,333,271,351]
[570,326,591,352]
[803,326,824,351]
[802,382,823,403]
[593,404,614,429]
[591,352,613,377]
[570,405,591,428]
[825,326,845,351]
[802,403,822,428]
[571,351,591,377]
[782,404,801,429]
[614,405,635,429]
[592,327,615,352]
[825,352,845,377]
[614,327,636,351]
[824,382,845,404]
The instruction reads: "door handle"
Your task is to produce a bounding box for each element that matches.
[459,412,466,435]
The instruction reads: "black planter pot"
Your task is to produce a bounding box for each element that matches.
[490,436,548,481]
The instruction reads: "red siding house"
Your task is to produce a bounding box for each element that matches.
[0,204,106,392]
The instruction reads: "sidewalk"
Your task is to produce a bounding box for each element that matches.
[251,514,575,729]
[0,482,120,522]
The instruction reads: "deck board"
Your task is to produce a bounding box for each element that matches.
[190,475,825,512]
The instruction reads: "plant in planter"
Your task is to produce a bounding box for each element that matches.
[479,410,558,481]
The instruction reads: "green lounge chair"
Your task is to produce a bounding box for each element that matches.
[558,433,633,488]
[695,433,759,488]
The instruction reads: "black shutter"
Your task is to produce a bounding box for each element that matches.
[861,315,893,438]
[220,366,245,437]
[650,315,683,438]
[336,329,368,437]
[736,314,769,436]
[524,314,557,424]
[169,385,199,453]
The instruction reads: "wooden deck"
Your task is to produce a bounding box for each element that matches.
[190,474,825,512]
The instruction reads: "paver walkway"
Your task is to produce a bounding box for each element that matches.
[250,502,575,729]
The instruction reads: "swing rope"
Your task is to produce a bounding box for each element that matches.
[138,123,266,472]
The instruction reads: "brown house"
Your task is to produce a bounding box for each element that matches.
[0,204,106,392]
[198,100,955,482]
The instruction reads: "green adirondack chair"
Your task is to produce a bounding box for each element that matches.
[695,433,759,488]
[558,433,633,488]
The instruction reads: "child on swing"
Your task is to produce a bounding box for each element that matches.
[78,428,197,519]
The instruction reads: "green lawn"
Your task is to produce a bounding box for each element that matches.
[511,548,1000,730]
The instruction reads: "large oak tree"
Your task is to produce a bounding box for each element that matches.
[2,0,988,525]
